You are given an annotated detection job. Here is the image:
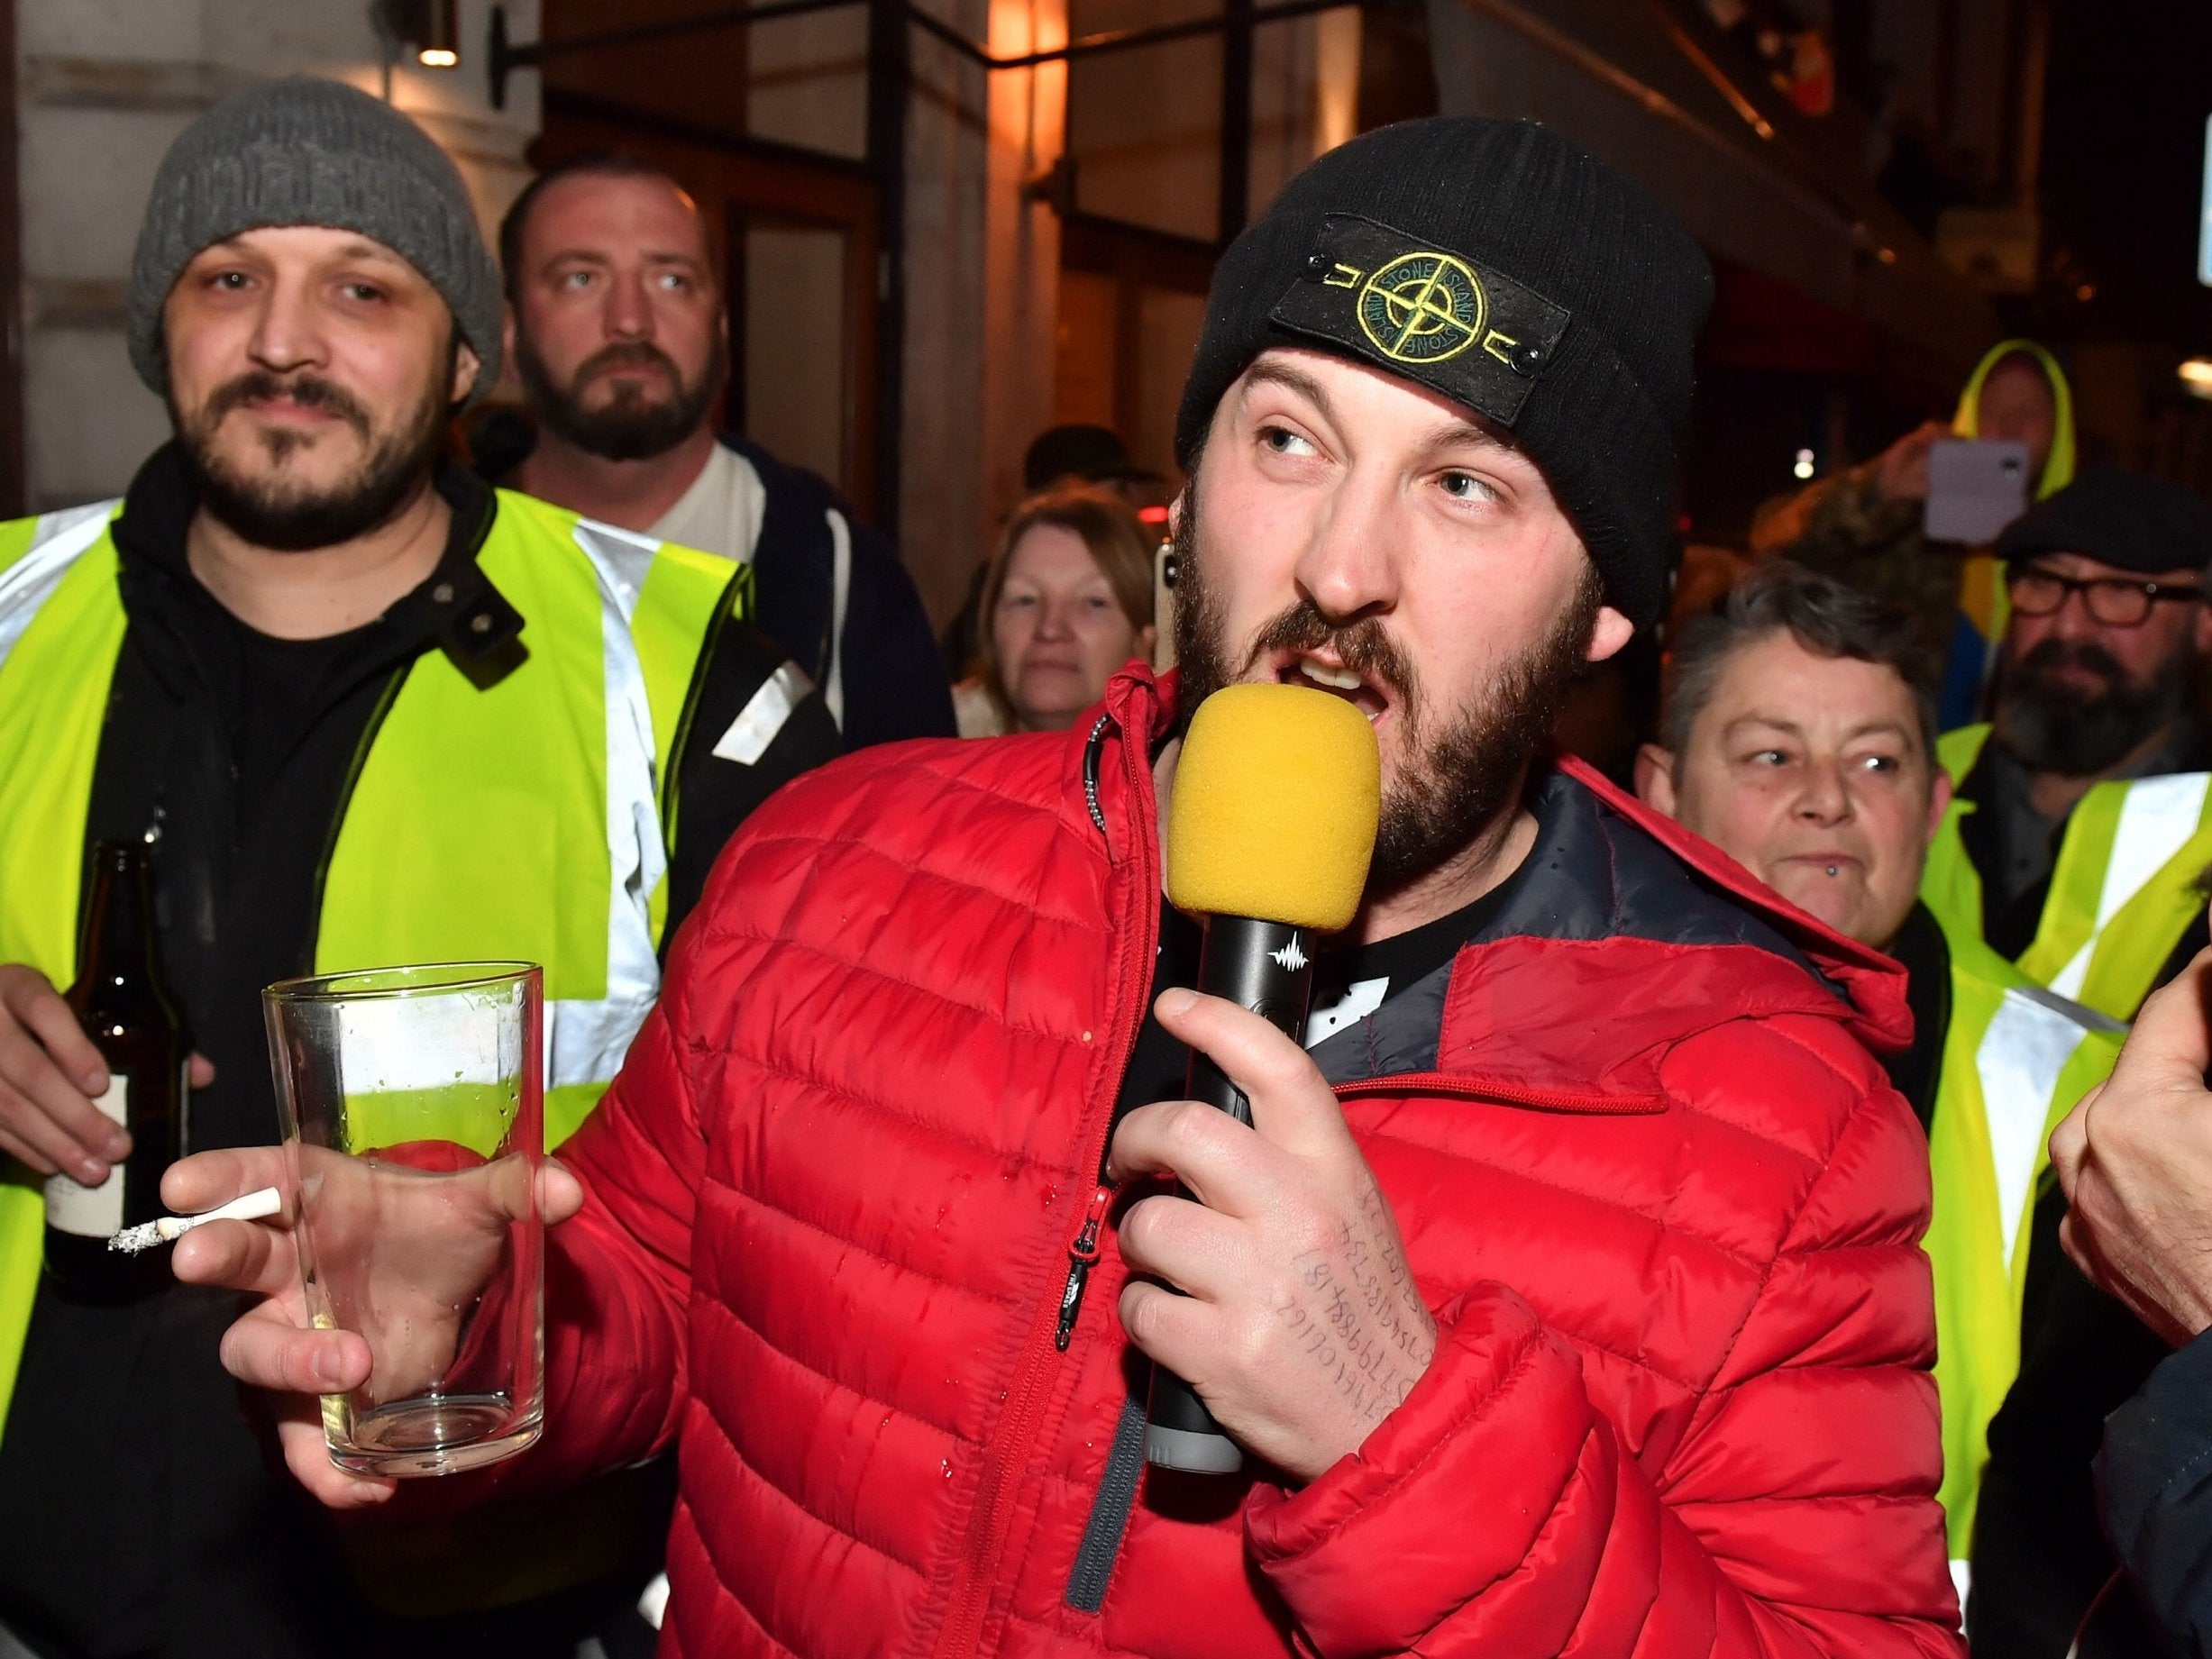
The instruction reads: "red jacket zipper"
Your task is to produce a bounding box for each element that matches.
[927,716,1159,1659]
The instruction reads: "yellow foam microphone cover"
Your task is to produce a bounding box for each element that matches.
[1166,682,1381,932]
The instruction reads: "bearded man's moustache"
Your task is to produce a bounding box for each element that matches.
[578,343,682,381]
[2018,639,2126,685]
[1248,604,1414,705]
[204,372,370,434]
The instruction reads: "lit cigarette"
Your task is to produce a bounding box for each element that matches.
[108,1185,283,1253]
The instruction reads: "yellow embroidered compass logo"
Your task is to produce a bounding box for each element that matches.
[1357,251,1486,365]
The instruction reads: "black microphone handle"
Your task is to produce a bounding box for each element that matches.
[1144,915,1315,1473]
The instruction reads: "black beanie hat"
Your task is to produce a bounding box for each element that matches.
[1997,468,2212,577]
[1175,117,1713,630]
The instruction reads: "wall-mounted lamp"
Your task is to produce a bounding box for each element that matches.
[375,0,460,69]
[2180,359,2212,401]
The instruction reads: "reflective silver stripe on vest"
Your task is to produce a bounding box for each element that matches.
[557,518,672,1090]
[0,502,119,673]
[2048,770,2212,999]
[1975,987,2095,1268]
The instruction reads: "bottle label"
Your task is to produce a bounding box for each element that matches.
[44,1077,128,1238]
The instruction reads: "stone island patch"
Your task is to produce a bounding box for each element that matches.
[1267,214,1573,427]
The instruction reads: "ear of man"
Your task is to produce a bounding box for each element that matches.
[1586,604,1634,665]
[451,340,482,408]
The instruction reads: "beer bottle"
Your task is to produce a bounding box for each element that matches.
[42,842,187,1300]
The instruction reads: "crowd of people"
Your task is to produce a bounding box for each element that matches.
[6,68,2212,1659]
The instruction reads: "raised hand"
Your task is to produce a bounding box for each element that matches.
[1875,419,1951,505]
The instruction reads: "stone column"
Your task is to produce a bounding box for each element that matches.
[900,0,991,626]
[978,0,1066,554]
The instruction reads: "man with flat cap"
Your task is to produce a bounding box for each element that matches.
[1952,471,2212,1654]
[1924,469,2212,1028]
[184,116,1961,1654]
[0,77,836,1654]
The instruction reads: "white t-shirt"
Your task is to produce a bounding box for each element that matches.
[648,440,855,733]
[649,440,769,566]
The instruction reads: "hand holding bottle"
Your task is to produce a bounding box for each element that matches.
[0,968,214,1183]
[0,962,128,1183]
[28,844,221,1299]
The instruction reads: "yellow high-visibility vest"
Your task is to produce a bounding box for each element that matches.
[0,490,744,1439]
[1924,724,2212,1023]
[1922,920,2119,1572]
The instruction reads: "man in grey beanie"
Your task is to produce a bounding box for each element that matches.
[0,76,836,1656]
[126,74,507,410]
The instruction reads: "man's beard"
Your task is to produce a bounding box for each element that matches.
[1993,636,2189,777]
[516,333,725,462]
[173,369,446,552]
[1170,494,1601,896]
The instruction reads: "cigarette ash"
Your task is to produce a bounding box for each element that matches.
[108,1219,169,1254]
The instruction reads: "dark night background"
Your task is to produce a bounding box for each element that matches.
[2038,0,2212,354]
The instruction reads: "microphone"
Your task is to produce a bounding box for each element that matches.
[1143,682,1380,1473]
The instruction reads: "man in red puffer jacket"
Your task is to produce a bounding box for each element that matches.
[180,117,1963,1655]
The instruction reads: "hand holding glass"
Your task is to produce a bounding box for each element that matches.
[263,962,544,1477]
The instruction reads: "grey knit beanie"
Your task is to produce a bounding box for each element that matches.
[128,77,502,402]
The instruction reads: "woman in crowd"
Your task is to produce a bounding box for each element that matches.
[956,484,1158,736]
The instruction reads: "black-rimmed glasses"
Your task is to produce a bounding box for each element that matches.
[2006,564,2202,628]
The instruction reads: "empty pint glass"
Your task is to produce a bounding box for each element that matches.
[263,962,544,1477]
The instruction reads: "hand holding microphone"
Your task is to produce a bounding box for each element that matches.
[1109,684,1435,1481]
